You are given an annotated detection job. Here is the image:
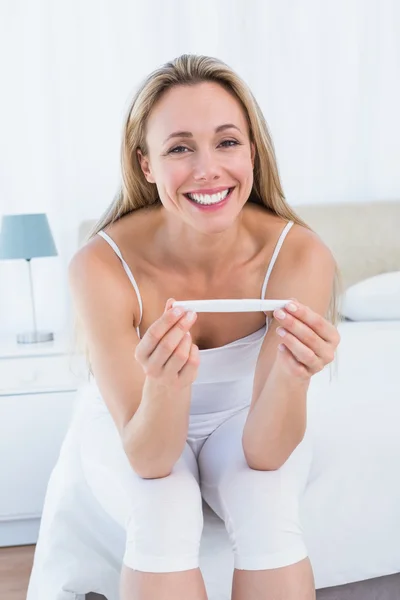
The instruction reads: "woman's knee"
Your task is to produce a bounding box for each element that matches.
[207,462,309,570]
[124,468,204,572]
[80,416,204,572]
[130,466,203,527]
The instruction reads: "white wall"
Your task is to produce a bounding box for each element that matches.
[1,0,399,335]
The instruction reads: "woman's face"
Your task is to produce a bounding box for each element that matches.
[138,82,256,231]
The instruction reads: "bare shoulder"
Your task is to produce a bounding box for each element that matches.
[287,220,336,276]
[274,221,336,318]
[247,202,335,270]
[68,233,137,327]
[249,204,336,305]
[102,205,160,255]
[69,208,157,326]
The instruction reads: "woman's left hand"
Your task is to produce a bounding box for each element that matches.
[272,298,341,381]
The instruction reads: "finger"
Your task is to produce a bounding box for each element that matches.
[279,299,335,343]
[277,331,322,371]
[137,305,189,361]
[164,297,175,313]
[276,344,310,379]
[145,310,197,367]
[178,340,200,383]
[276,317,326,359]
[163,331,193,374]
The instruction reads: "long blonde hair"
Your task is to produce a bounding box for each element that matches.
[71,54,342,375]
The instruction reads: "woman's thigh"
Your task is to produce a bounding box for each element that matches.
[79,406,202,527]
[197,408,313,569]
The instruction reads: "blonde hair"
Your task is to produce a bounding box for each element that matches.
[71,54,342,377]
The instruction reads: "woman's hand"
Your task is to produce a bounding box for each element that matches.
[272,298,341,381]
[134,298,200,389]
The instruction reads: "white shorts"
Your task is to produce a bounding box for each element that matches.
[79,393,312,573]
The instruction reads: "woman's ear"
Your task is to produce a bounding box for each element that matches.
[137,149,156,183]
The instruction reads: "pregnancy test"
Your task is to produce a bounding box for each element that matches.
[172,299,291,313]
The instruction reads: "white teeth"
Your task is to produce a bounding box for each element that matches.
[187,188,231,205]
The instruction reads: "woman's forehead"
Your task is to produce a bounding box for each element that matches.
[146,82,248,142]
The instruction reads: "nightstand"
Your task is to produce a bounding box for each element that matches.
[0,333,88,547]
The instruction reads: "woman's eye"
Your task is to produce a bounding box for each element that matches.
[168,145,189,154]
[220,139,239,148]
[168,140,239,154]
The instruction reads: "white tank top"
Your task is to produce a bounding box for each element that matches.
[97,220,294,415]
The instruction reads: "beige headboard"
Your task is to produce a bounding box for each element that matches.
[78,200,400,290]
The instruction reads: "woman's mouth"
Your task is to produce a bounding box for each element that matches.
[184,187,235,211]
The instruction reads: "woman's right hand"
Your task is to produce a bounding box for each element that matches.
[134,298,200,389]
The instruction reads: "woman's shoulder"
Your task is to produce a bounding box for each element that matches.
[245,202,312,250]
[102,206,159,247]
[252,203,330,253]
[70,210,155,317]
[84,207,160,276]
[247,203,335,280]
[247,205,335,306]
[285,214,333,264]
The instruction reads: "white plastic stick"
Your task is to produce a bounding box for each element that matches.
[172,299,291,313]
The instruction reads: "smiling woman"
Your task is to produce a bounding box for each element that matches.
[30,54,341,600]
[135,80,257,229]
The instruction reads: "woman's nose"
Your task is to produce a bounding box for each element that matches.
[192,151,221,181]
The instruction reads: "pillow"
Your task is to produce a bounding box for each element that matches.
[340,271,400,321]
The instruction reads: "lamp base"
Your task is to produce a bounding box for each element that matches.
[17,331,54,344]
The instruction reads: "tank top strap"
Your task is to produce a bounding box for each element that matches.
[97,230,143,332]
[260,220,294,300]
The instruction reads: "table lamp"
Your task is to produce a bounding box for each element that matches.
[0,213,58,343]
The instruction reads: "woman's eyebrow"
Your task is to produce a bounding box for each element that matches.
[163,123,242,144]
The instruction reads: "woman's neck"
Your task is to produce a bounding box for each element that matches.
[153,206,255,279]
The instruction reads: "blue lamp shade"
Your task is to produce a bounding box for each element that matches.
[0,213,58,260]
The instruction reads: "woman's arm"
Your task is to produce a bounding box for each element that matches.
[69,245,196,479]
[242,234,339,470]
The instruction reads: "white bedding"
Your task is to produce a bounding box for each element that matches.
[27,320,400,600]
[302,320,400,588]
